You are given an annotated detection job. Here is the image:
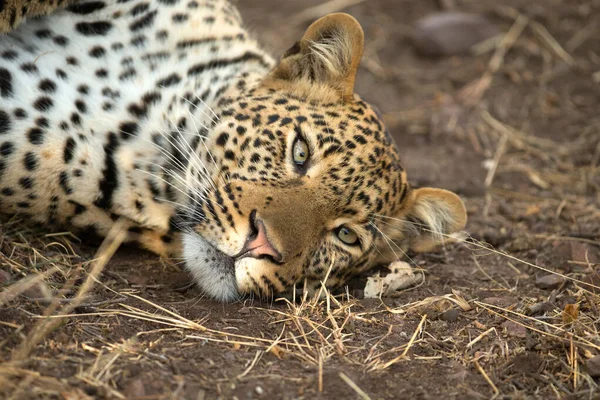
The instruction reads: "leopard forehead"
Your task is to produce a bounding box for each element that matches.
[207,89,407,217]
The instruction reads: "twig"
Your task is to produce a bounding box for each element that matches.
[339,372,372,400]
[474,360,499,398]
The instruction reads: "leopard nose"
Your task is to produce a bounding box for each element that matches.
[237,211,283,263]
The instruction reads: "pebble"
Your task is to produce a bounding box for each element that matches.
[535,274,565,290]
[502,320,527,338]
[527,302,554,315]
[586,355,600,377]
[482,296,518,308]
[123,378,146,398]
[580,272,600,294]
[440,308,460,322]
[412,12,498,57]
[0,269,12,284]
[512,353,542,374]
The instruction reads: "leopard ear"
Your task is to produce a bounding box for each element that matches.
[269,13,364,101]
[402,188,467,252]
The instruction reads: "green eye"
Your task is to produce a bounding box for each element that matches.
[336,226,359,246]
[292,138,309,166]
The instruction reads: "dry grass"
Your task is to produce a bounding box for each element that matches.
[1,0,600,398]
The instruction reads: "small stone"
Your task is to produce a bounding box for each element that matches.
[255,386,264,395]
[512,353,542,374]
[440,308,460,322]
[412,12,498,57]
[482,297,518,308]
[580,272,600,294]
[502,320,527,338]
[123,378,146,398]
[535,274,565,290]
[0,269,12,284]
[238,307,251,314]
[586,355,600,377]
[570,242,600,264]
[527,302,554,315]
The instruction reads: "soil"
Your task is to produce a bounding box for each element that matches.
[1,0,600,399]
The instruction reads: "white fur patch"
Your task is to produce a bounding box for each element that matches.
[182,232,239,302]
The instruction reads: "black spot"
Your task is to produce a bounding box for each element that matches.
[75,99,87,113]
[131,35,147,47]
[0,68,13,98]
[129,10,157,32]
[1,187,14,196]
[63,137,76,163]
[71,201,87,215]
[172,13,188,23]
[27,127,44,144]
[95,69,108,78]
[224,150,235,160]
[77,84,89,95]
[59,171,73,195]
[19,177,34,189]
[0,110,10,134]
[75,21,113,36]
[353,135,367,145]
[35,117,49,128]
[33,97,54,112]
[119,68,136,81]
[35,29,52,39]
[1,50,18,60]
[130,2,149,16]
[67,1,105,14]
[24,152,38,170]
[94,132,120,209]
[119,122,139,140]
[21,63,38,74]
[38,79,56,93]
[56,69,67,79]
[0,142,14,156]
[13,108,26,119]
[156,73,181,87]
[216,132,229,146]
[89,46,106,58]
[66,56,79,66]
[156,30,168,40]
[187,52,267,77]
[54,36,69,46]
[71,113,82,127]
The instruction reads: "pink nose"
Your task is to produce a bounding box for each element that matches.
[237,216,283,263]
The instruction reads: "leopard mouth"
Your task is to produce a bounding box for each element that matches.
[181,233,239,302]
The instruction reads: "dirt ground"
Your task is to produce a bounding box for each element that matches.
[2,0,600,398]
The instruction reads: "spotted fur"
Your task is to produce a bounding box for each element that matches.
[0,0,467,301]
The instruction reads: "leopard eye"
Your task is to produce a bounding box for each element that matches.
[336,226,359,246]
[292,138,309,166]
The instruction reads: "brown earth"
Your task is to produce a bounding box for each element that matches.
[1,0,600,399]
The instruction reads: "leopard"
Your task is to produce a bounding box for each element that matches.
[0,0,467,301]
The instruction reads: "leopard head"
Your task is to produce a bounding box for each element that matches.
[181,13,467,301]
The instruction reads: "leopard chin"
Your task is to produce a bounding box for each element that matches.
[182,233,239,302]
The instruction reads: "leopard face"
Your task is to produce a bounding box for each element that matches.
[180,14,467,301]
